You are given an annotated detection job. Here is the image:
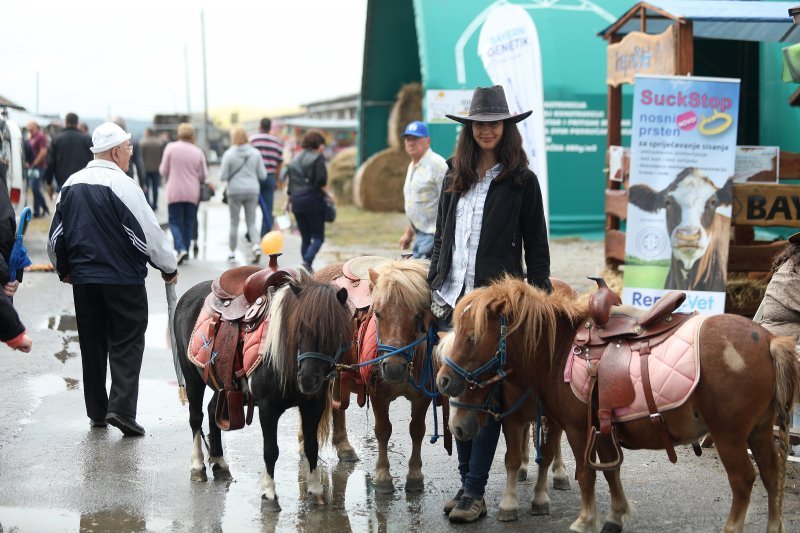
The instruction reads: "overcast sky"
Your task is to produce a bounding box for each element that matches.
[2,0,367,121]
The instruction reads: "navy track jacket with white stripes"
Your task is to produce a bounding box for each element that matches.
[47,160,178,285]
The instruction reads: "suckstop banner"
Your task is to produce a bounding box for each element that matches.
[623,75,740,314]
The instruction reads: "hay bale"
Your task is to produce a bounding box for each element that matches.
[328,147,357,206]
[387,83,423,150]
[353,148,410,212]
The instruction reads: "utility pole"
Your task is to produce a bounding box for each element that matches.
[184,46,192,117]
[201,10,210,156]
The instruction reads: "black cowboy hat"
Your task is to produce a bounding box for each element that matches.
[789,231,800,244]
[445,85,533,124]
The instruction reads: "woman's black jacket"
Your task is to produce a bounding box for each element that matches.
[428,164,552,293]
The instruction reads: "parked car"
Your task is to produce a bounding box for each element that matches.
[0,110,26,212]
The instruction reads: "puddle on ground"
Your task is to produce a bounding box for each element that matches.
[44,314,78,332]
[0,506,171,532]
[54,336,80,363]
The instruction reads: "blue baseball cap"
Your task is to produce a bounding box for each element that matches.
[402,121,429,138]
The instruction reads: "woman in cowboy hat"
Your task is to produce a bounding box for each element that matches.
[428,85,551,523]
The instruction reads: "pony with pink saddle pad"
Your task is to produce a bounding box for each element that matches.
[437,276,799,533]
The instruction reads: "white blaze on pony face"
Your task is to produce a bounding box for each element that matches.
[665,171,720,271]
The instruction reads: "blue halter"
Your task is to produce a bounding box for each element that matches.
[296,345,346,380]
[444,315,532,421]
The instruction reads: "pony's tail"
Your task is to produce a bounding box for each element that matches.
[317,385,333,446]
[769,334,799,513]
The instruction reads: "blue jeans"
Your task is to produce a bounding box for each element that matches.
[144,172,160,209]
[168,202,197,253]
[412,229,434,259]
[258,173,276,237]
[294,210,325,267]
[28,168,49,216]
[456,415,503,498]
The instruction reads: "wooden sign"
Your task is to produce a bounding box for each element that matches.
[732,184,800,227]
[607,27,676,86]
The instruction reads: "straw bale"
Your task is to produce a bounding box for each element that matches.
[328,147,357,206]
[353,148,410,212]
[387,83,423,150]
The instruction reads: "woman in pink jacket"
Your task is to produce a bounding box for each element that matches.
[160,123,208,264]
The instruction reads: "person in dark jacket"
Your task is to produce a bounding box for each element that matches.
[44,112,93,192]
[430,85,551,524]
[48,122,178,437]
[286,130,328,271]
[0,178,31,352]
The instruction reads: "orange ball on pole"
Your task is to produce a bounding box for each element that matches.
[260,230,284,256]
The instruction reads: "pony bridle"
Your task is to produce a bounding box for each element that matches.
[445,314,531,421]
[374,316,429,369]
[296,345,346,381]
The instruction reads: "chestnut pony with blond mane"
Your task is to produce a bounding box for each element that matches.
[437,276,799,532]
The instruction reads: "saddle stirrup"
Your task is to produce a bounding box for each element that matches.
[583,369,624,471]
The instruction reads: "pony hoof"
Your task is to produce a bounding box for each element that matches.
[498,508,519,522]
[553,477,571,490]
[600,522,623,533]
[530,501,550,516]
[337,450,360,463]
[404,478,424,492]
[517,468,528,482]
[190,468,207,482]
[374,480,394,494]
[212,464,233,481]
[261,496,281,512]
[314,495,325,505]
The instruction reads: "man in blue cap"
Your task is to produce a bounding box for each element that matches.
[398,120,447,259]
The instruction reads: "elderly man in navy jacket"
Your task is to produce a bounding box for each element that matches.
[48,122,178,437]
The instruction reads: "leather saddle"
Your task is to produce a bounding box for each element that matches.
[333,256,389,313]
[203,256,294,431]
[575,277,694,468]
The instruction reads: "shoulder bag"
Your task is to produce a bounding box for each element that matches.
[221,155,250,204]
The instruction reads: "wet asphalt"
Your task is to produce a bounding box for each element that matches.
[0,199,799,533]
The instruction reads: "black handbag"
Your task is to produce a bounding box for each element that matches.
[199,182,214,202]
[324,196,336,223]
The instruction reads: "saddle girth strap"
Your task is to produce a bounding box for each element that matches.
[639,341,678,463]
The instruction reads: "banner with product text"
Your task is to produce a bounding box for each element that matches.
[623,75,740,315]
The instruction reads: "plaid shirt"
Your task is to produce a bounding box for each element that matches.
[434,164,501,307]
[403,148,447,234]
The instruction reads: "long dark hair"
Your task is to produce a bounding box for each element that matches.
[772,242,800,273]
[447,119,528,194]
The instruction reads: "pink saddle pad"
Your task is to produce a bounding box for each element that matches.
[358,315,378,385]
[565,314,706,422]
[188,307,270,378]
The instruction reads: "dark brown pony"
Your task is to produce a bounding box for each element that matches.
[437,276,799,532]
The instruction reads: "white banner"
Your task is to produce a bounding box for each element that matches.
[478,3,549,223]
[425,90,474,124]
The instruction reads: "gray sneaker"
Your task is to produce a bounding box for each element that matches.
[443,488,465,515]
[448,494,487,524]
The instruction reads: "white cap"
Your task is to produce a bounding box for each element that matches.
[90,122,132,153]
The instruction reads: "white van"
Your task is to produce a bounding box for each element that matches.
[0,113,26,212]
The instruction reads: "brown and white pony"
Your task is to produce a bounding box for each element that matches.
[437,276,799,532]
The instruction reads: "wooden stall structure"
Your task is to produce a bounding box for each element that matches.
[599,1,800,315]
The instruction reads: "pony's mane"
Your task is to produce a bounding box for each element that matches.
[264,270,353,391]
[372,258,431,312]
[453,276,588,366]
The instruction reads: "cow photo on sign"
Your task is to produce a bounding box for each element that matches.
[628,168,732,292]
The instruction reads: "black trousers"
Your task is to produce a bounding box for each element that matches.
[73,284,148,420]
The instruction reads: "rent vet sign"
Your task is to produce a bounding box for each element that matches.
[623,75,741,315]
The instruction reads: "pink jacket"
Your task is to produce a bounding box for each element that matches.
[160,140,208,204]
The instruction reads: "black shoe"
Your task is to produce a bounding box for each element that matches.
[105,412,145,437]
[90,418,107,428]
[192,242,199,258]
[244,232,252,244]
